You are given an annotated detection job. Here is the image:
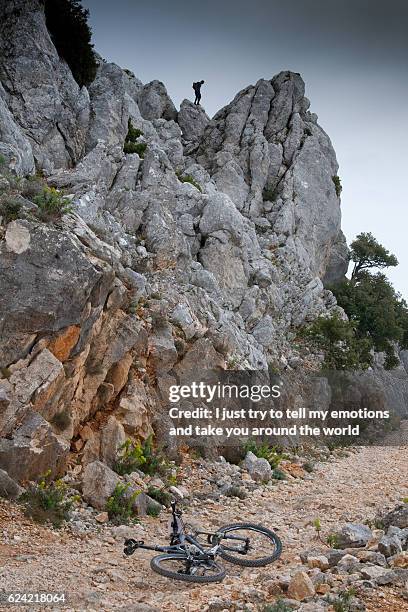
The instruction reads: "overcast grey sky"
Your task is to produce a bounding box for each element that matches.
[83,0,408,298]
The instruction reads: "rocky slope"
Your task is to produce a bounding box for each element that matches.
[0,0,407,486]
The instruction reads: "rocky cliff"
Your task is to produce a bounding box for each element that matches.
[0,0,406,484]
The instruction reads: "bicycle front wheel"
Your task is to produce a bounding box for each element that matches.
[150,553,226,583]
[218,522,282,567]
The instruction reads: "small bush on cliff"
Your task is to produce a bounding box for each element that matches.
[44,0,97,87]
[123,120,146,157]
[20,470,74,528]
[33,186,73,221]
[124,141,147,156]
[176,170,202,192]
[106,482,139,525]
[114,436,172,478]
[332,175,342,197]
[114,439,146,476]
[51,408,71,431]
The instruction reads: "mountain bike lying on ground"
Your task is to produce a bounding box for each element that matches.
[124,500,282,583]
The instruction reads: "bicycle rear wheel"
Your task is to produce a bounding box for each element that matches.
[150,553,226,583]
[218,522,282,567]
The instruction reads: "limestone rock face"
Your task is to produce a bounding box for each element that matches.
[0,0,90,171]
[1,0,406,488]
[0,84,35,175]
[86,59,143,152]
[0,221,104,367]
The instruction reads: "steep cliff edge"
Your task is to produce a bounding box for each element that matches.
[0,1,406,484]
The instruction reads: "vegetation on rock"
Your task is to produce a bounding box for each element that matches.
[123,119,146,156]
[176,170,202,192]
[328,233,408,369]
[44,0,97,87]
[20,470,76,528]
[105,482,139,525]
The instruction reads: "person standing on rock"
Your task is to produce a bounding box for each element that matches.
[193,80,205,105]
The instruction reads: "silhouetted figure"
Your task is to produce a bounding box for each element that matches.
[193,80,205,105]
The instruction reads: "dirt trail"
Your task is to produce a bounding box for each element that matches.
[1,444,407,611]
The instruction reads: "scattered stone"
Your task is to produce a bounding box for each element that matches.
[378,534,403,558]
[388,552,408,568]
[287,571,316,601]
[336,523,372,548]
[242,452,272,483]
[82,461,120,510]
[307,554,329,571]
[95,512,109,524]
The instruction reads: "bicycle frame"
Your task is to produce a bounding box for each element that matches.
[124,501,250,561]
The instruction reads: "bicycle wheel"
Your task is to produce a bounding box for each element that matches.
[150,553,226,583]
[217,522,282,567]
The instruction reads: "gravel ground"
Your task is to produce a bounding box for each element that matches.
[1,443,408,611]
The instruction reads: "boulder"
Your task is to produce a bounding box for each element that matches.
[138,80,177,122]
[242,451,272,483]
[178,99,209,142]
[360,565,393,582]
[382,504,408,530]
[0,468,24,499]
[82,461,120,510]
[307,555,329,571]
[0,222,104,367]
[336,523,372,549]
[0,411,69,482]
[378,534,403,558]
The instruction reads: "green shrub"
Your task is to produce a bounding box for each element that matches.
[114,435,172,478]
[301,313,373,370]
[0,198,21,223]
[123,120,146,157]
[127,121,144,141]
[147,504,161,518]
[176,170,202,192]
[262,187,277,202]
[33,186,73,221]
[147,486,172,507]
[333,588,357,612]
[44,0,97,87]
[114,439,146,476]
[51,408,71,431]
[332,175,342,197]
[19,470,74,528]
[106,482,139,525]
[123,141,147,157]
[244,440,286,469]
[327,533,341,548]
[271,468,286,480]
[0,154,6,166]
